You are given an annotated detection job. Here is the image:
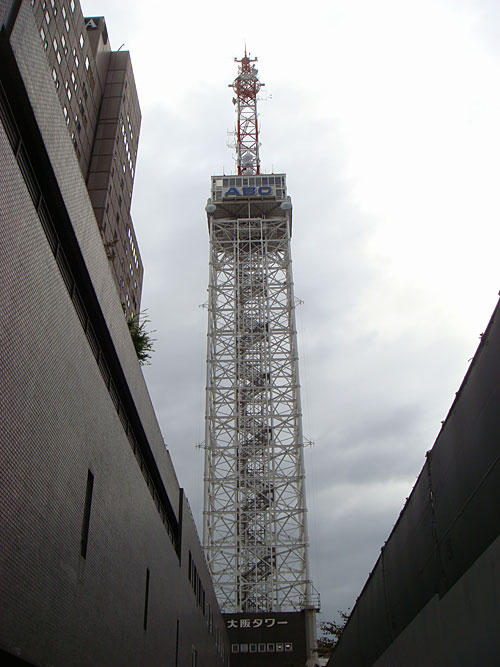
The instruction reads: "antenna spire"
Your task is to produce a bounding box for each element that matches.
[230,50,264,175]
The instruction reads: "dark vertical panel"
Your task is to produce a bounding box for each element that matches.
[80,470,94,559]
[175,620,180,667]
[143,568,150,631]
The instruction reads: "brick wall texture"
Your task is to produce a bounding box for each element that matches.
[0,2,228,665]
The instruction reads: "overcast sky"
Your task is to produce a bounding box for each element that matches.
[84,0,500,623]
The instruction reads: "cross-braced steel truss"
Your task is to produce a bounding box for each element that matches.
[203,215,312,613]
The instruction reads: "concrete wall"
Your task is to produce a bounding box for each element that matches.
[327,296,500,665]
[372,533,500,666]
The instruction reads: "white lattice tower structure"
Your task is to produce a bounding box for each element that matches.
[203,55,318,618]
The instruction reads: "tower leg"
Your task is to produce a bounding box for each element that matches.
[304,607,319,666]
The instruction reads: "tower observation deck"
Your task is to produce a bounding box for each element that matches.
[203,53,318,663]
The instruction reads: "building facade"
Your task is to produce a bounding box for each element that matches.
[0,1,229,664]
[31,0,143,319]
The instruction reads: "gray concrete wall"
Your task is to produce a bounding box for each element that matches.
[372,533,500,666]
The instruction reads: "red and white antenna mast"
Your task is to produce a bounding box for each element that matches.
[230,50,264,175]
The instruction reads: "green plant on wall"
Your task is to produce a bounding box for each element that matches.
[127,311,155,365]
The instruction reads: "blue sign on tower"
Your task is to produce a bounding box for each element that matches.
[224,186,274,198]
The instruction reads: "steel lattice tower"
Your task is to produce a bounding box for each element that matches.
[203,53,318,619]
[231,52,262,175]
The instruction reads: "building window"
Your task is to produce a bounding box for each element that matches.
[70,0,75,12]
[87,66,95,90]
[143,569,150,631]
[79,33,84,48]
[61,5,69,29]
[84,55,89,70]
[80,470,94,559]
[44,9,50,24]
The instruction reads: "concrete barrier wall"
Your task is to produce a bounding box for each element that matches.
[328,296,500,666]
